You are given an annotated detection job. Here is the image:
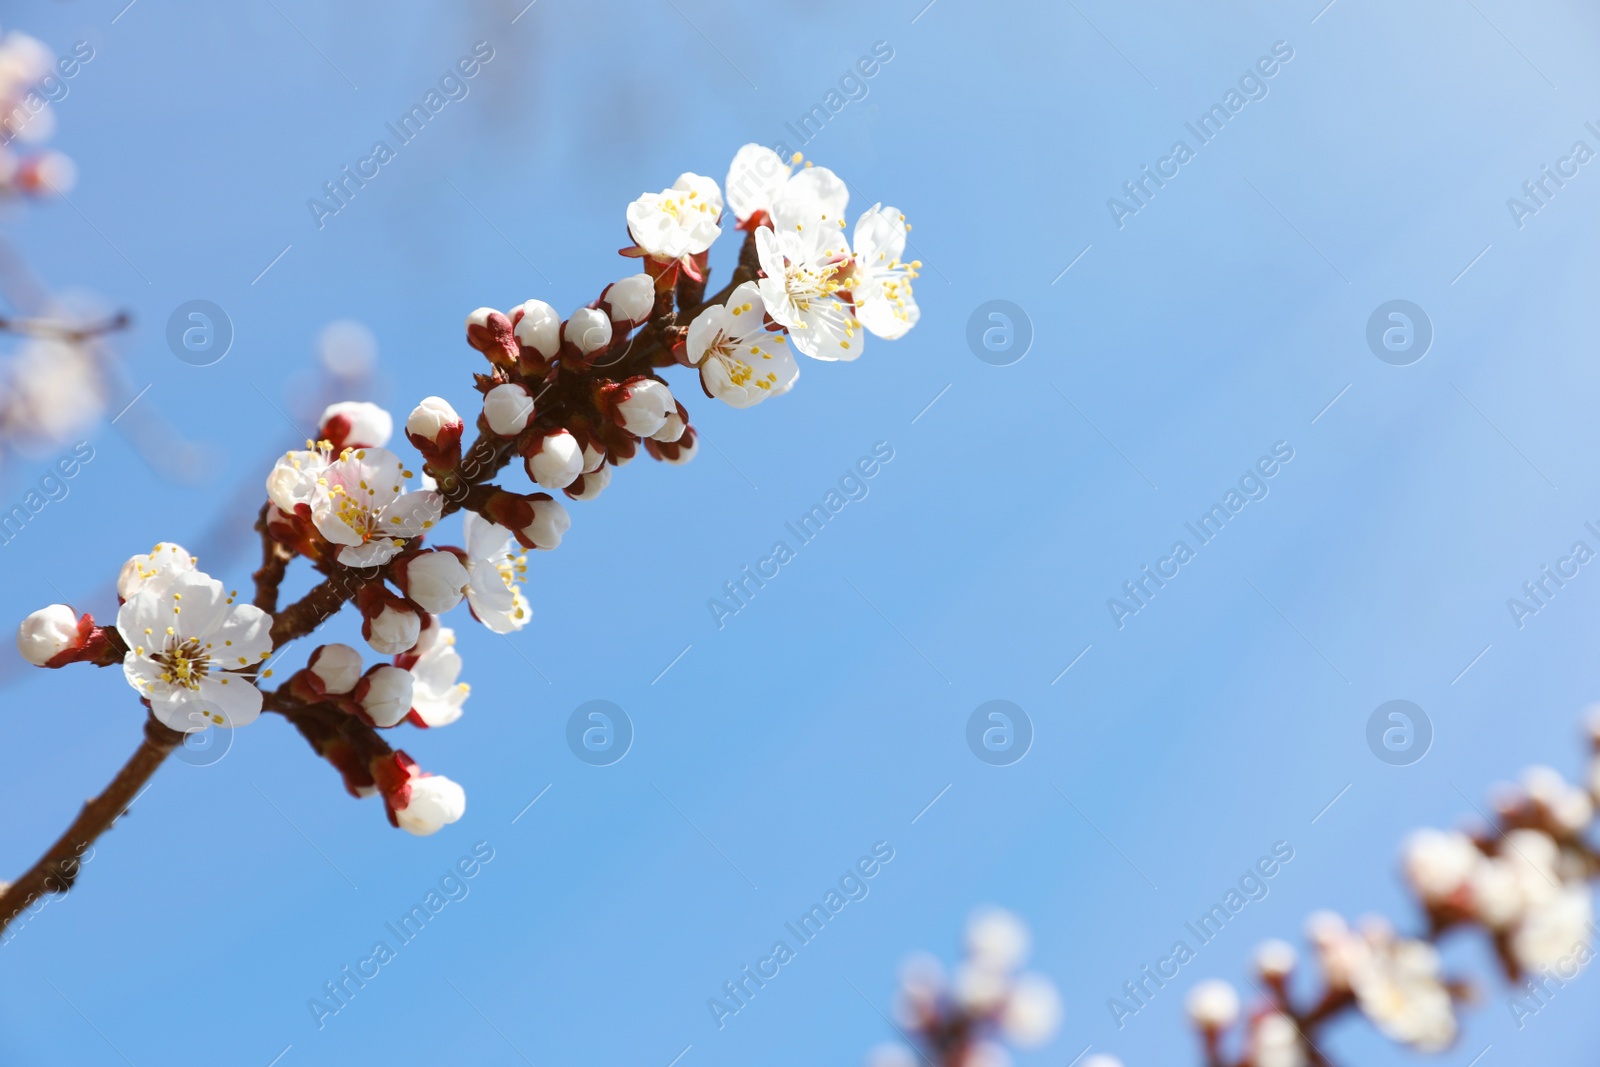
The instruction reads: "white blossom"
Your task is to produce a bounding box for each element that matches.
[117,568,272,730]
[405,396,462,447]
[755,224,861,361]
[565,307,613,355]
[967,907,1030,970]
[1001,974,1061,1047]
[686,281,798,408]
[310,447,442,567]
[1254,1012,1307,1067]
[462,512,529,633]
[117,541,197,600]
[849,204,921,340]
[407,625,469,728]
[613,378,675,437]
[604,274,655,326]
[396,550,470,614]
[626,172,724,261]
[1402,828,1481,904]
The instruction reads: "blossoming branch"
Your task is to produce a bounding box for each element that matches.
[4,143,920,935]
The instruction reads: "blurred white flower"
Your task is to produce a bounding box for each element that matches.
[1184,979,1239,1030]
[1000,973,1061,1047]
[1402,828,1481,905]
[966,907,1030,971]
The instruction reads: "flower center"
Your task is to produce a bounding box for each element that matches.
[152,636,211,691]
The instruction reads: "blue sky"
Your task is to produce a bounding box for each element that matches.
[1,0,1600,1064]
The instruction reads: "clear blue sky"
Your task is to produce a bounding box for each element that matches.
[1,0,1599,1064]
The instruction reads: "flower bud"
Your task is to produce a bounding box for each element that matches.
[482,491,570,550]
[392,549,470,614]
[1185,979,1240,1030]
[308,643,363,696]
[16,604,88,667]
[319,401,393,450]
[564,463,611,501]
[356,585,422,655]
[395,773,466,835]
[564,307,613,356]
[1001,974,1062,1048]
[353,664,414,728]
[523,429,583,490]
[14,151,76,196]
[651,400,688,443]
[465,307,519,367]
[603,274,655,327]
[483,382,535,436]
[610,377,674,437]
[1254,938,1298,979]
[117,541,196,600]
[511,299,560,360]
[405,396,464,469]
[646,426,698,465]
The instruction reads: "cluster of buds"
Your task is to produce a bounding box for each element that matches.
[13,143,918,851]
[868,908,1061,1067]
[1081,714,1600,1067]
[0,27,77,198]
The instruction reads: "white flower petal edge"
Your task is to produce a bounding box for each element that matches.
[686,281,798,408]
[117,542,197,601]
[309,447,442,567]
[463,511,530,633]
[116,568,271,731]
[850,203,921,341]
[755,226,862,362]
[409,626,469,728]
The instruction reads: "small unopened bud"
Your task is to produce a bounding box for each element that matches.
[610,377,674,437]
[465,307,520,367]
[320,401,393,450]
[1185,979,1240,1030]
[392,550,470,614]
[483,382,535,436]
[483,491,571,551]
[16,604,89,667]
[523,429,583,490]
[512,299,560,360]
[395,773,466,835]
[652,400,688,443]
[353,664,414,728]
[564,464,611,501]
[1254,939,1298,979]
[405,396,464,468]
[565,307,613,356]
[603,273,655,327]
[308,643,364,696]
[356,585,422,655]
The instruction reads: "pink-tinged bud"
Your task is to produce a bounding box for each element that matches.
[483,382,535,436]
[483,491,571,550]
[356,585,423,655]
[511,299,560,360]
[602,274,655,327]
[465,307,520,367]
[651,400,689,443]
[609,376,674,437]
[564,464,611,501]
[319,401,393,450]
[405,396,465,469]
[308,643,363,696]
[522,429,583,490]
[645,426,698,465]
[17,604,91,667]
[564,307,613,356]
[352,664,414,728]
[392,549,470,614]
